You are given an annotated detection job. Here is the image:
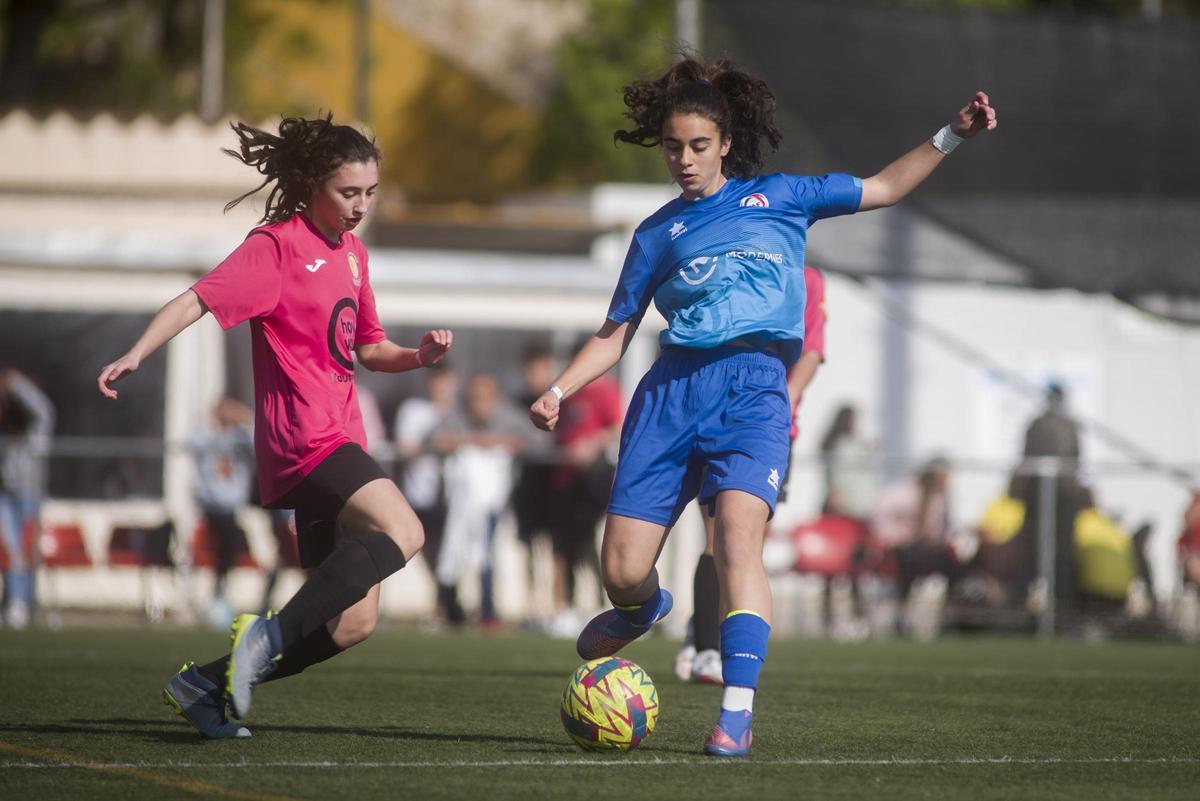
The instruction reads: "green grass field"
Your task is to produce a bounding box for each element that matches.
[1,626,1196,800]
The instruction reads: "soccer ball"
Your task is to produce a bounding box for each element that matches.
[560,657,659,752]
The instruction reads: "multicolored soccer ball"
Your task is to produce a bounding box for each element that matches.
[560,657,659,752]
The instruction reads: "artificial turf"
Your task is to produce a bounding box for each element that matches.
[0,625,1196,800]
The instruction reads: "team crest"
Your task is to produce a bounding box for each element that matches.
[739,193,769,208]
[347,252,361,286]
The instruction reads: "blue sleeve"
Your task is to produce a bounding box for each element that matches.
[787,173,862,221]
[606,234,657,327]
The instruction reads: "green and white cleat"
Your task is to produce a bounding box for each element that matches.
[226,613,281,719]
[163,662,251,739]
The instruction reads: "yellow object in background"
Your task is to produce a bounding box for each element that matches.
[979,496,1025,545]
[1075,508,1135,600]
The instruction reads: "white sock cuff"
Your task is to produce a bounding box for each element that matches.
[721,685,756,713]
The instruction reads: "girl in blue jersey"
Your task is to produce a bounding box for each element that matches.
[530,57,996,756]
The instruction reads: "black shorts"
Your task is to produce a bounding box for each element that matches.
[267,443,388,569]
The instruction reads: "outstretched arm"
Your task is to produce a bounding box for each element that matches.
[529,319,636,432]
[356,329,453,373]
[97,289,207,399]
[859,91,997,212]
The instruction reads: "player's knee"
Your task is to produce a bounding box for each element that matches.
[387,515,424,560]
[601,562,649,598]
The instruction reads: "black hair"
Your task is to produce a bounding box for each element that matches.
[820,404,857,455]
[615,56,782,179]
[223,112,381,225]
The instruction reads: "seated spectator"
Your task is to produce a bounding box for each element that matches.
[870,457,962,636]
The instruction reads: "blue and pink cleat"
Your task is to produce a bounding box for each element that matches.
[575,589,674,660]
[703,708,753,757]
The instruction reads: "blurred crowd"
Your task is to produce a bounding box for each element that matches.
[3,364,1199,642]
[789,385,1194,640]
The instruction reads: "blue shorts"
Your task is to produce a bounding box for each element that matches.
[607,345,792,528]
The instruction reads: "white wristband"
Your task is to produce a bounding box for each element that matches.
[931,125,963,155]
[547,384,564,401]
[414,348,426,367]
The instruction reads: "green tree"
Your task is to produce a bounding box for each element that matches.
[531,0,676,186]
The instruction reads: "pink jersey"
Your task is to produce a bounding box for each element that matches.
[802,265,827,360]
[192,214,386,505]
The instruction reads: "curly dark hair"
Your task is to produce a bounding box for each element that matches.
[223,113,381,225]
[615,57,782,179]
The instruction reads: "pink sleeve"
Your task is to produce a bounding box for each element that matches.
[192,231,282,329]
[354,249,386,345]
[802,266,827,360]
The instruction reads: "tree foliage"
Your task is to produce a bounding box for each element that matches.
[530,0,677,186]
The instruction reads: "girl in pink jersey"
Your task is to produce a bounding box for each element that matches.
[98,114,452,739]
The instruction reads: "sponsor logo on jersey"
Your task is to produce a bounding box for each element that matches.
[305,258,327,273]
[327,297,358,371]
[679,255,719,286]
[725,249,784,264]
[669,220,687,240]
[347,252,361,286]
[768,468,781,491]
[739,193,769,208]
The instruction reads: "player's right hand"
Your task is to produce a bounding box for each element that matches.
[97,354,139,399]
[529,392,560,431]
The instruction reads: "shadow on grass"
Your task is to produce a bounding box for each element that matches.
[0,718,566,749]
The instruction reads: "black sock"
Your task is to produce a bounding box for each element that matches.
[262,624,342,683]
[693,553,721,652]
[195,655,229,687]
[192,624,343,690]
[274,532,406,650]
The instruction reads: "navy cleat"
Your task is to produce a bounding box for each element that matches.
[703,708,753,757]
[226,613,280,719]
[576,589,673,660]
[162,662,251,739]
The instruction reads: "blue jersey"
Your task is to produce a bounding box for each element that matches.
[606,173,861,363]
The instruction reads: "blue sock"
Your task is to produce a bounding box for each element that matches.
[720,611,771,690]
[615,587,664,627]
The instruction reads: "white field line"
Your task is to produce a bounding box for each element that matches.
[2,756,1198,770]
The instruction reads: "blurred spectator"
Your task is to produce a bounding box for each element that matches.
[394,364,459,622]
[188,397,254,628]
[356,384,387,457]
[1181,491,1200,588]
[1022,383,1081,469]
[509,347,559,624]
[0,369,54,629]
[819,404,875,520]
[1017,383,1086,618]
[965,473,1037,611]
[1176,491,1200,641]
[871,456,962,606]
[257,508,299,617]
[544,360,622,637]
[432,373,526,628]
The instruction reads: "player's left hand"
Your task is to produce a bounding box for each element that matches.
[418,329,453,366]
[530,392,559,431]
[951,91,997,139]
